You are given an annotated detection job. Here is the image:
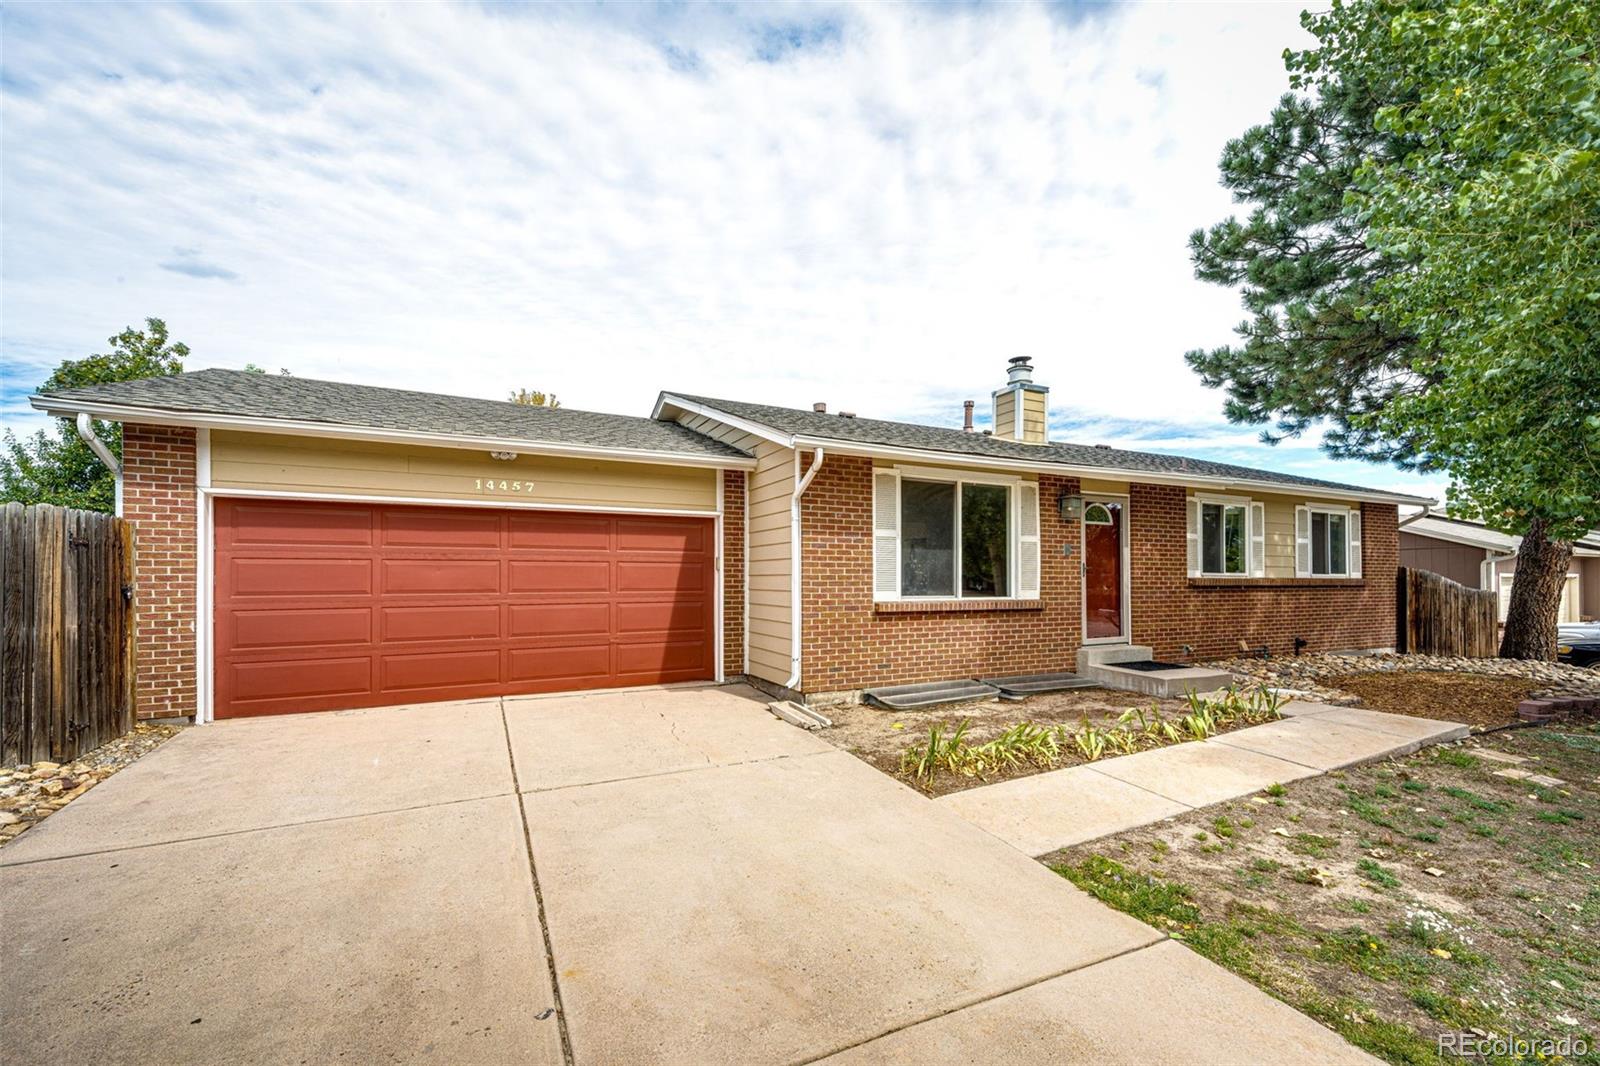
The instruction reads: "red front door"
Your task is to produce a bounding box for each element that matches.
[1083,499,1124,640]
[213,498,716,717]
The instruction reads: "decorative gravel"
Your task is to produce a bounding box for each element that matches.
[0,723,182,847]
[1205,652,1600,708]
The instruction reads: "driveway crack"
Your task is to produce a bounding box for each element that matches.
[501,698,576,1066]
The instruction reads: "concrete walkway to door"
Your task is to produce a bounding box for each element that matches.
[1,685,1374,1065]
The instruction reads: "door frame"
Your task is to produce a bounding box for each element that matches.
[194,470,726,723]
[1079,492,1131,646]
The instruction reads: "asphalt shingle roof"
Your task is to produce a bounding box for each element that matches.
[36,369,750,461]
[667,393,1430,500]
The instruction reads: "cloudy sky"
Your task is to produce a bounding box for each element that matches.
[1,0,1442,502]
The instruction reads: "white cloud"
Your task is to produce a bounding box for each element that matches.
[1,0,1433,497]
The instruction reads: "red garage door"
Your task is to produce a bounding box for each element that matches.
[213,498,716,718]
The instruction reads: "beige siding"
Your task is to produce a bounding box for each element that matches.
[1079,477,1129,495]
[1021,390,1047,443]
[677,413,795,685]
[992,391,1016,440]
[210,430,718,511]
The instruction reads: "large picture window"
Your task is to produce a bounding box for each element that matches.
[898,478,1010,598]
[1199,501,1248,576]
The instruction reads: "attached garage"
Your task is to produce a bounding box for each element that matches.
[213,498,718,717]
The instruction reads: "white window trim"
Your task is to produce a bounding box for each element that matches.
[881,467,1031,601]
[1305,503,1355,577]
[1194,492,1255,578]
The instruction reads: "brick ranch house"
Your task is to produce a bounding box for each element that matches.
[32,358,1430,721]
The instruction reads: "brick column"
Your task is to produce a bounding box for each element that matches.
[721,469,746,680]
[123,424,198,720]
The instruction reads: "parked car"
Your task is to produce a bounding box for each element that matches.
[1557,622,1600,667]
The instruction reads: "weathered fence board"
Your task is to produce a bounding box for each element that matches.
[0,502,135,764]
[1396,565,1498,658]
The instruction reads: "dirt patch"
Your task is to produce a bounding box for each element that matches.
[819,687,1266,797]
[1047,724,1600,1064]
[1336,670,1539,730]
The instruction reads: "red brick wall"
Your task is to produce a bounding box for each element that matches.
[799,453,1083,694]
[1128,484,1398,659]
[721,469,745,680]
[123,424,198,720]
[797,457,1399,695]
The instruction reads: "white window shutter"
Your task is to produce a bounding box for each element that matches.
[1185,497,1200,577]
[1348,510,1362,578]
[1017,482,1041,599]
[1294,506,1311,577]
[1249,501,1266,578]
[872,470,900,598]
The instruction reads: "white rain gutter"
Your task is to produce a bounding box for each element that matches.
[1481,550,1517,593]
[1398,505,1432,529]
[785,447,825,690]
[75,412,123,515]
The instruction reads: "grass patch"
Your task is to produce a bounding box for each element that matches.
[1288,833,1339,859]
[1442,786,1510,814]
[1358,858,1401,889]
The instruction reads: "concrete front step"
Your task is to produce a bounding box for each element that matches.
[1081,662,1236,698]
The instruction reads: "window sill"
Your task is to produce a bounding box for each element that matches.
[874,598,1044,614]
[1188,577,1365,589]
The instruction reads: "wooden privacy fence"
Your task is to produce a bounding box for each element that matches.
[1,503,136,764]
[1396,565,1498,658]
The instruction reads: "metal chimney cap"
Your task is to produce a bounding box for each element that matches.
[1006,356,1034,385]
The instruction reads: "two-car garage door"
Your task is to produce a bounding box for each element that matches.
[213,498,716,718]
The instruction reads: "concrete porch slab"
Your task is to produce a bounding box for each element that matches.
[0,796,562,1066]
[936,763,1191,857]
[503,683,831,791]
[0,699,514,865]
[523,750,1162,1065]
[1082,662,1236,698]
[1087,737,1320,809]
[1210,715,1429,771]
[820,939,1378,1065]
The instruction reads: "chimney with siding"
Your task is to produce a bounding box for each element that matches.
[991,356,1049,443]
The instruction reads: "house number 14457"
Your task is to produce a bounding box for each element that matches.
[475,478,537,494]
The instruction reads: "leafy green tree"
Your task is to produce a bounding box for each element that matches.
[1,319,188,512]
[1353,0,1599,657]
[1189,0,1599,659]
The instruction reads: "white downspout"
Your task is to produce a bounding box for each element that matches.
[785,447,825,691]
[75,412,123,515]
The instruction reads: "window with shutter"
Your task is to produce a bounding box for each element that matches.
[1017,482,1040,599]
[1295,506,1311,577]
[1250,502,1266,577]
[872,471,900,598]
[1348,510,1362,578]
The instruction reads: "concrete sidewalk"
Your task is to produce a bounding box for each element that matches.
[2,686,1377,1065]
[938,701,1468,857]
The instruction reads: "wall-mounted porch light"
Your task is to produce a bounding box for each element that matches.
[1058,492,1084,521]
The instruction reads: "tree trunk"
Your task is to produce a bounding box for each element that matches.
[1497,516,1573,660]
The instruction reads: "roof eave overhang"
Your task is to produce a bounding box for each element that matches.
[652,393,796,447]
[787,435,1436,507]
[32,396,758,471]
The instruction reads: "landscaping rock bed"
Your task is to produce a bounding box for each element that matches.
[0,722,181,847]
[1206,653,1600,729]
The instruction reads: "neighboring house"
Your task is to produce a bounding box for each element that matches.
[1399,514,1600,623]
[32,358,1429,721]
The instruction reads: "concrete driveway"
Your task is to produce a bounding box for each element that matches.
[1,684,1372,1064]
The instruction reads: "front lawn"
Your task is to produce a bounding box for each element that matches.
[1046,724,1600,1065]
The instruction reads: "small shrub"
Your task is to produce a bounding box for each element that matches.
[1264,782,1288,798]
